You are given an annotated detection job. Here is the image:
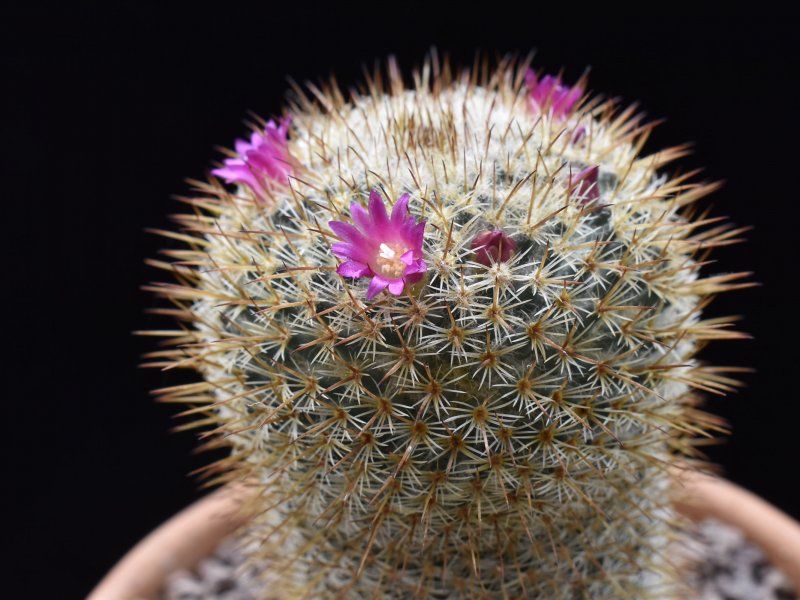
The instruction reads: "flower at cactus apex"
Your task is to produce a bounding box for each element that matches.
[146,55,750,599]
[525,68,584,119]
[211,117,292,195]
[329,189,427,299]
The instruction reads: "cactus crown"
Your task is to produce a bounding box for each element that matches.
[145,55,748,599]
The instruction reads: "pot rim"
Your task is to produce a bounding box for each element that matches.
[89,473,800,599]
[88,483,252,600]
[673,470,800,592]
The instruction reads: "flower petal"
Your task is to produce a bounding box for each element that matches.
[409,220,426,249]
[562,84,583,111]
[330,242,371,263]
[387,279,406,295]
[369,189,390,234]
[538,75,558,100]
[527,69,582,121]
[366,275,390,300]
[525,69,538,89]
[350,201,372,233]
[212,164,258,189]
[391,193,410,226]
[337,260,371,278]
[329,220,368,245]
[234,139,253,155]
[404,259,427,275]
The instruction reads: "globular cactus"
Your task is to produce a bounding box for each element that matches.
[145,55,749,599]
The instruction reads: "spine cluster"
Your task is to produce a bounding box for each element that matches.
[145,56,748,599]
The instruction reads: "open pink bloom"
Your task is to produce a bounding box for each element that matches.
[525,69,584,121]
[569,165,600,204]
[329,189,427,300]
[471,229,517,265]
[212,117,292,196]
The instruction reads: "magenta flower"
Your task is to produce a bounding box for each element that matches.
[329,189,427,300]
[525,69,584,121]
[569,165,600,204]
[471,229,517,266]
[212,117,292,196]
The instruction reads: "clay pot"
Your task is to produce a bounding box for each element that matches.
[673,471,800,591]
[89,473,800,600]
[88,485,252,600]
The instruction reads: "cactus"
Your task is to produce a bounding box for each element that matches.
[145,55,749,599]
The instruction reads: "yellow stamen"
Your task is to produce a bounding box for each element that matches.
[375,242,407,279]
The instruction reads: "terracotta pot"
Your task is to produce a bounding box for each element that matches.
[673,471,800,591]
[89,473,800,600]
[88,484,253,600]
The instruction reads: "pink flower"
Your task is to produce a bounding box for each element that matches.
[525,69,584,120]
[470,229,517,266]
[212,117,292,196]
[329,189,427,300]
[568,165,600,204]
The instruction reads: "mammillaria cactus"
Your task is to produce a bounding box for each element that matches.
[145,55,749,599]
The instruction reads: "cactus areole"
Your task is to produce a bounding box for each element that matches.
[146,57,748,599]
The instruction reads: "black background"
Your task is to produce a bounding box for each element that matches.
[4,3,799,598]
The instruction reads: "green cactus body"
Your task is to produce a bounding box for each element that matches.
[147,57,746,599]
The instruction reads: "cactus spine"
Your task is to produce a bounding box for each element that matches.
[145,56,748,599]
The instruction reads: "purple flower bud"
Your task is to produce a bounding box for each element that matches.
[471,229,517,266]
[569,165,600,204]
